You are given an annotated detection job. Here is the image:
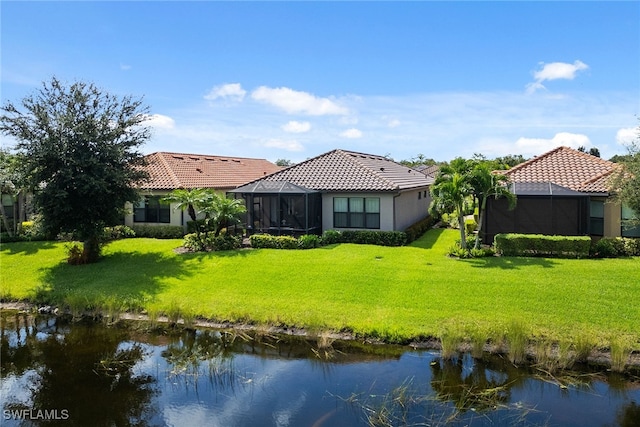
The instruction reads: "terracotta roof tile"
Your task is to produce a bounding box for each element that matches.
[501,146,616,194]
[251,149,433,192]
[139,152,281,190]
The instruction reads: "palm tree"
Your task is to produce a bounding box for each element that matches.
[162,188,211,223]
[429,158,474,249]
[201,193,247,237]
[469,162,516,249]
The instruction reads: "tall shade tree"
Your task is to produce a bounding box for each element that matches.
[429,158,474,249]
[0,77,150,263]
[469,161,516,249]
[611,122,640,227]
[0,149,25,236]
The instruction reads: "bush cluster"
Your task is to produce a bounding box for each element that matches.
[591,237,640,258]
[131,225,184,239]
[494,234,591,258]
[249,234,299,249]
[102,225,136,241]
[183,233,242,252]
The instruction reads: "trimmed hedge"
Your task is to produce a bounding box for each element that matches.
[494,233,591,258]
[320,229,407,247]
[248,230,408,250]
[131,225,184,239]
[184,233,242,252]
[404,215,438,243]
[340,230,407,246]
[249,234,299,249]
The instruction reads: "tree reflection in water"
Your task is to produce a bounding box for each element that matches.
[1,313,156,427]
[161,329,239,392]
[430,354,527,413]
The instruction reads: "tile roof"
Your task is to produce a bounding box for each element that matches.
[139,152,282,190]
[246,149,433,192]
[500,146,618,194]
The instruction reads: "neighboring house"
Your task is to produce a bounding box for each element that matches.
[229,149,434,235]
[483,146,639,244]
[124,152,281,229]
[415,164,440,179]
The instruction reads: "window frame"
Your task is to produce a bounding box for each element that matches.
[333,197,380,230]
[134,196,171,224]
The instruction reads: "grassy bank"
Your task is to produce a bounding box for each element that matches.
[1,229,639,352]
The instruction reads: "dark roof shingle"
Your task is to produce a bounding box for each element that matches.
[252,149,433,192]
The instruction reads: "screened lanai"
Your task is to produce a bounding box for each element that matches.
[229,181,322,236]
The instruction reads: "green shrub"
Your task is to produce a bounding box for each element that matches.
[249,234,299,249]
[464,218,477,235]
[404,215,437,243]
[19,216,47,241]
[183,232,241,252]
[591,237,640,258]
[321,229,342,245]
[339,230,407,246]
[102,225,136,241]
[494,234,591,258]
[131,225,184,239]
[298,234,321,249]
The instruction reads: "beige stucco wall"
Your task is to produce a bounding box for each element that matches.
[393,188,431,231]
[321,188,430,232]
[604,199,622,238]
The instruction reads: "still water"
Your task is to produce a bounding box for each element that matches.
[1,312,639,426]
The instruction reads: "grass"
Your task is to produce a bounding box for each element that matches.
[1,229,639,353]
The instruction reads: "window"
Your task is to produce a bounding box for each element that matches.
[621,205,640,237]
[333,197,380,229]
[1,194,14,219]
[134,196,170,223]
[590,200,604,236]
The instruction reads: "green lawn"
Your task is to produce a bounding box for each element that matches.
[1,229,639,348]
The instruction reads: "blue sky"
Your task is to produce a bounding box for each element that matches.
[2,1,639,163]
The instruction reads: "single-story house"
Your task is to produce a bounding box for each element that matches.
[124,152,281,229]
[229,149,434,235]
[483,146,639,244]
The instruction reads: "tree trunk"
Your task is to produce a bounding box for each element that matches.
[457,204,467,249]
[0,202,13,237]
[82,236,102,263]
[474,196,487,250]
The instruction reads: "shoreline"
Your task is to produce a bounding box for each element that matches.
[2,301,639,372]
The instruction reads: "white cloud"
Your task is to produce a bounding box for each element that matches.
[144,113,175,130]
[387,119,401,128]
[616,127,637,145]
[526,60,589,94]
[204,83,246,101]
[515,132,591,154]
[120,63,132,71]
[251,86,349,116]
[340,128,362,139]
[264,139,304,151]
[281,121,311,133]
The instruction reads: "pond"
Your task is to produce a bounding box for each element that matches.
[1,312,639,426]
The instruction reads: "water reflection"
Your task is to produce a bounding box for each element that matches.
[1,313,639,427]
[1,313,156,426]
